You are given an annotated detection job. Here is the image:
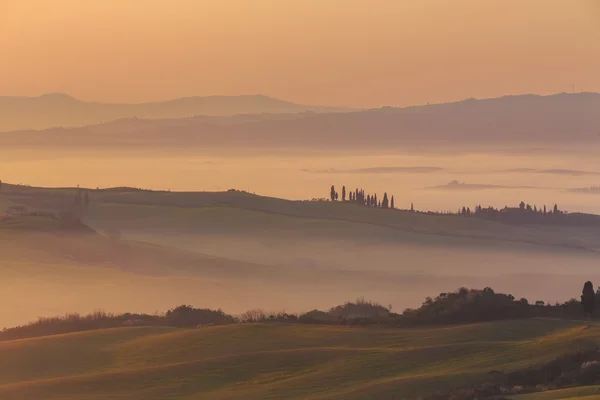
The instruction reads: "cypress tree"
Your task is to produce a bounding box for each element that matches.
[582,281,595,320]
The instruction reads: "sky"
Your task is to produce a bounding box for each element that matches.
[1,0,599,108]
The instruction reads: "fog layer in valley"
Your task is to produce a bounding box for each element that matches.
[1,143,599,329]
[1,93,599,328]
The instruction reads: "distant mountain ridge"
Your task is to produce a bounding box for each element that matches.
[1,92,599,148]
[0,93,351,132]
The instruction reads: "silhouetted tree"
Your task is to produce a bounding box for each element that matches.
[411,202,414,212]
[391,196,395,209]
[554,204,559,214]
[582,281,595,320]
[330,185,336,201]
[342,186,346,201]
[335,192,339,201]
[519,201,525,211]
[543,205,547,216]
[367,194,371,206]
[382,193,389,209]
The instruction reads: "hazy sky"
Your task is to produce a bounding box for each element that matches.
[1,0,599,107]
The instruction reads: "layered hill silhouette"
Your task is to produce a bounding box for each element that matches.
[2,92,599,148]
[0,93,350,132]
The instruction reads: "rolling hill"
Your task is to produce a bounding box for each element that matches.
[3,183,600,252]
[1,92,599,149]
[0,93,350,132]
[2,184,600,398]
[1,182,600,326]
[0,318,596,399]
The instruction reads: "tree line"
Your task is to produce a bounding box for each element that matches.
[450,201,598,226]
[458,202,563,218]
[7,280,600,342]
[329,185,395,209]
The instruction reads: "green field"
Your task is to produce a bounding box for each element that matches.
[0,318,596,399]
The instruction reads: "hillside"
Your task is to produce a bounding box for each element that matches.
[0,93,350,132]
[0,319,594,399]
[3,184,600,251]
[1,92,599,149]
[2,183,600,329]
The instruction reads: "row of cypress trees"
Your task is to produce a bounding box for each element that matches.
[330,185,394,209]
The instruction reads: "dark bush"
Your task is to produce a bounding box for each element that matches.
[165,305,235,327]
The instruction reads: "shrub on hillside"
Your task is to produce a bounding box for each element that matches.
[328,297,391,320]
[1,306,236,341]
[0,311,160,341]
[401,287,531,324]
[298,310,332,323]
[238,309,299,323]
[165,305,235,327]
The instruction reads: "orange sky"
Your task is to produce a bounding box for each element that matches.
[1,0,599,107]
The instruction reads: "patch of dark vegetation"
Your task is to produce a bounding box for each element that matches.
[425,346,600,399]
[0,305,233,341]
[299,298,391,324]
[165,305,235,327]
[0,311,161,341]
[458,202,600,227]
[3,282,600,340]
[397,287,591,326]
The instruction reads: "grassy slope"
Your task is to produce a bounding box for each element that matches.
[0,319,596,400]
[2,184,599,251]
